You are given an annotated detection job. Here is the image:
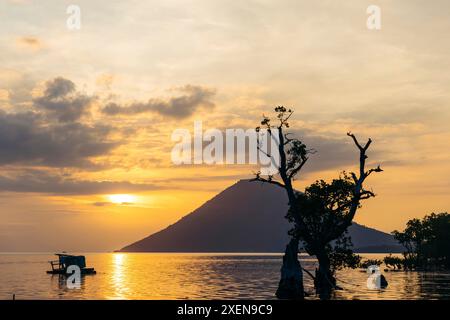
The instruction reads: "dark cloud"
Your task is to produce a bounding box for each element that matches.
[204,124,385,175]
[288,129,383,175]
[0,110,117,168]
[92,201,113,206]
[33,77,94,122]
[0,77,217,171]
[102,85,215,118]
[0,171,162,195]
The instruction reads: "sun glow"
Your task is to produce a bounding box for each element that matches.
[107,194,136,204]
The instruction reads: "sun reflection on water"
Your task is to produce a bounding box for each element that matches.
[111,253,129,299]
[1,253,450,299]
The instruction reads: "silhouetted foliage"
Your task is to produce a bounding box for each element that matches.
[329,234,362,272]
[359,259,383,269]
[251,106,382,300]
[392,212,450,270]
[290,133,381,299]
[383,255,404,270]
[288,176,364,271]
[288,171,377,299]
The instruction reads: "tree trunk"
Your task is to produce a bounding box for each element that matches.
[276,237,304,299]
[314,252,335,300]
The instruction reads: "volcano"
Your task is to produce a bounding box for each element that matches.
[119,180,402,253]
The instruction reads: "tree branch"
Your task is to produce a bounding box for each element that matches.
[288,157,309,179]
[365,165,383,178]
[330,134,382,238]
[347,132,364,151]
[250,174,286,189]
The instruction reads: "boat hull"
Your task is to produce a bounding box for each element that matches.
[46,267,96,275]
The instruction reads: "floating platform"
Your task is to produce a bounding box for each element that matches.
[46,253,97,275]
[46,267,96,275]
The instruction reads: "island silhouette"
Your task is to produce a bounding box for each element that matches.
[118,180,402,253]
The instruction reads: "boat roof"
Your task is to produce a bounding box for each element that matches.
[55,253,84,257]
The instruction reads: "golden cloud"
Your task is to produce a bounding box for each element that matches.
[0,89,10,101]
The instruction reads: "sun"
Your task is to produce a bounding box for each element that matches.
[107,194,136,204]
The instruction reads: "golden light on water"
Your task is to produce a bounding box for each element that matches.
[114,253,125,264]
[111,253,129,299]
[107,194,136,204]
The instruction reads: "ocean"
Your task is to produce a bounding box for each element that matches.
[0,253,449,300]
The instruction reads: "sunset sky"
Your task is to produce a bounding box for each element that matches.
[0,0,449,252]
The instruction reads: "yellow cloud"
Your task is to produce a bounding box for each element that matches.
[96,73,115,89]
[0,89,10,101]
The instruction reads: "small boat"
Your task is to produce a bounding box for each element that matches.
[46,253,96,275]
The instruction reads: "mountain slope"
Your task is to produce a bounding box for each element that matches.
[119,180,402,253]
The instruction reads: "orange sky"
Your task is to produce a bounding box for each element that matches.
[0,0,449,251]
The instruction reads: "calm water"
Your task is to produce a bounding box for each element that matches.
[0,253,449,300]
